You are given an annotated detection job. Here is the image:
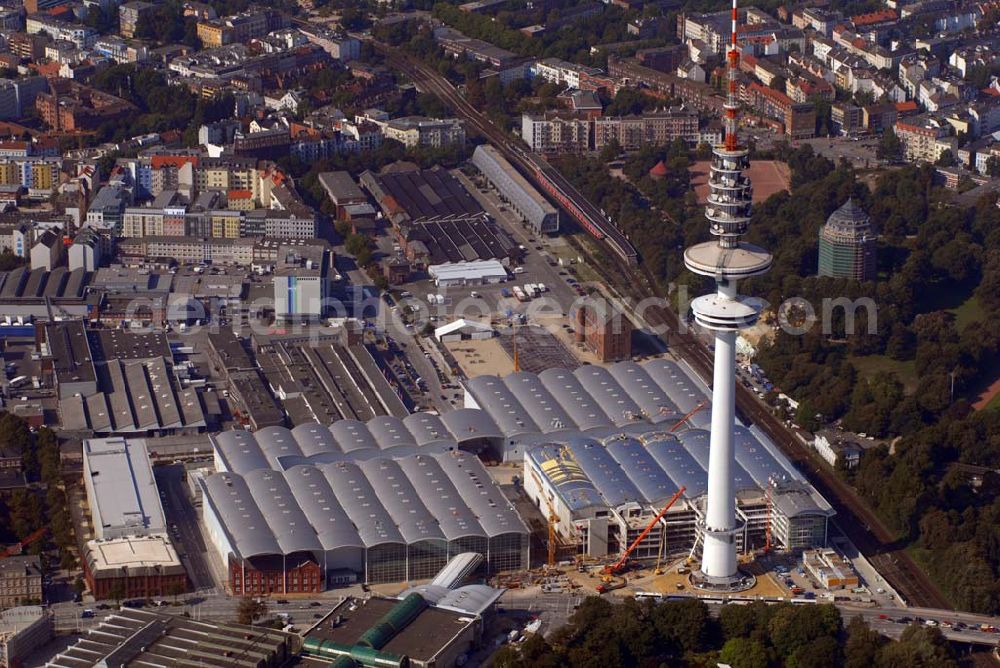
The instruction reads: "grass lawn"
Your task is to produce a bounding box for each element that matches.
[985,390,1000,412]
[850,355,919,394]
[948,295,984,332]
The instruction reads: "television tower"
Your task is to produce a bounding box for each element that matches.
[685,0,772,589]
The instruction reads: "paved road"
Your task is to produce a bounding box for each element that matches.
[155,464,216,590]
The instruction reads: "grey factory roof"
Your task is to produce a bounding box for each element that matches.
[563,436,645,508]
[434,450,528,537]
[505,372,576,433]
[538,368,611,431]
[394,582,502,616]
[244,469,324,555]
[282,465,363,554]
[213,430,270,475]
[320,461,405,548]
[398,583,451,605]
[404,412,451,445]
[291,422,341,457]
[440,407,502,442]
[471,145,557,233]
[643,359,711,428]
[770,480,835,518]
[733,425,795,487]
[359,458,446,544]
[330,419,379,452]
[603,434,685,506]
[464,375,539,435]
[608,362,679,423]
[367,415,416,450]
[201,472,281,559]
[397,454,486,541]
[255,425,305,465]
[46,608,292,668]
[572,365,644,425]
[676,429,757,492]
[641,431,709,498]
[436,584,505,615]
[526,444,606,513]
[318,171,367,204]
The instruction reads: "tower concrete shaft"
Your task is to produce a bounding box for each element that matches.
[683,0,772,588]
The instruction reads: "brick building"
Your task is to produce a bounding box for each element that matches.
[229,555,324,596]
[743,82,816,139]
[574,301,633,362]
[35,82,135,132]
[606,55,726,114]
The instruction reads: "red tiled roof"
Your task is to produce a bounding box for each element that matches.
[750,81,794,106]
[851,9,897,26]
[228,190,253,199]
[895,100,918,112]
[151,155,199,169]
[649,160,668,177]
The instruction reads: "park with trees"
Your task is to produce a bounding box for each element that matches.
[494,597,958,668]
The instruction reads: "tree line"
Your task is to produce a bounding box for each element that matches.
[495,597,957,668]
[0,413,77,573]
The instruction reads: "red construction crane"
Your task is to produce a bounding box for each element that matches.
[669,401,708,433]
[0,527,48,560]
[603,486,686,576]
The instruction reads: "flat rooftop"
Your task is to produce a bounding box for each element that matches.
[86,535,182,574]
[318,171,367,204]
[83,437,166,539]
[308,597,476,664]
[90,329,172,361]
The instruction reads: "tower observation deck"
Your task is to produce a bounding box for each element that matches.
[684,0,772,590]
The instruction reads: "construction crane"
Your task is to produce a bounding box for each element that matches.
[0,527,48,560]
[653,531,667,576]
[669,401,708,433]
[603,486,686,577]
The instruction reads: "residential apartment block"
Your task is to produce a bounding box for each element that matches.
[593,109,700,151]
[521,113,590,153]
[0,556,42,608]
[895,117,956,163]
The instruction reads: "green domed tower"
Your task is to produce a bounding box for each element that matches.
[818,198,876,281]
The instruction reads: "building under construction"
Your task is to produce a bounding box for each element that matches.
[492,359,836,564]
[196,358,833,588]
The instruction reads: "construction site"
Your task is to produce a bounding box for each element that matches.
[192,356,834,597]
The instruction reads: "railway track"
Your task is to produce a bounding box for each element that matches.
[375,42,638,264]
[375,40,953,611]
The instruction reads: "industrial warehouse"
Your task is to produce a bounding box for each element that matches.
[360,165,519,268]
[203,427,530,589]
[471,145,559,234]
[195,359,834,591]
[81,437,187,599]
